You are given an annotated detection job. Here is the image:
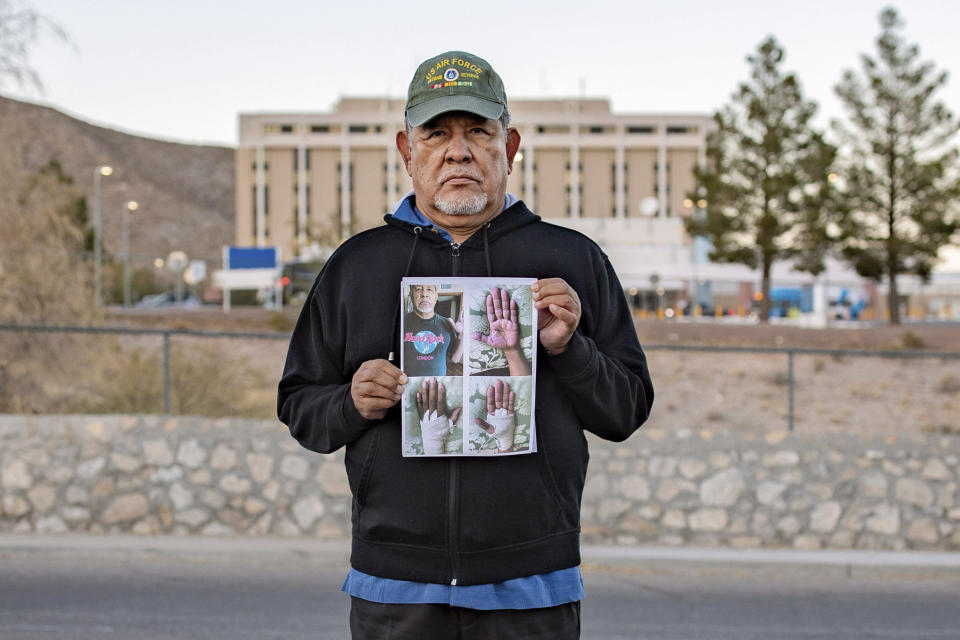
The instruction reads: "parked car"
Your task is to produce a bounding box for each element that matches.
[137,291,202,308]
[279,260,325,306]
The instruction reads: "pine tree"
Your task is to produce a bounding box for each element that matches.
[833,7,960,324]
[688,36,837,322]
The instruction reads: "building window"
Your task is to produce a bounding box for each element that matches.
[580,125,613,135]
[627,126,654,134]
[536,125,570,134]
[311,125,330,133]
[667,126,689,134]
[349,125,368,133]
[264,124,294,134]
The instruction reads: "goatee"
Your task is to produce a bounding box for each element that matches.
[435,193,488,216]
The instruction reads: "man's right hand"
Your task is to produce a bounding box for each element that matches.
[351,359,407,420]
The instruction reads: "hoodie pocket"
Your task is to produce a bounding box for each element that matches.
[353,425,448,549]
[457,453,566,553]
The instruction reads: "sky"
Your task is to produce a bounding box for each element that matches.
[9,0,960,147]
[6,0,960,269]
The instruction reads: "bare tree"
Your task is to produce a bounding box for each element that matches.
[0,0,71,92]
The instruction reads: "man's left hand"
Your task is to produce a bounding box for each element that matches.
[531,278,581,355]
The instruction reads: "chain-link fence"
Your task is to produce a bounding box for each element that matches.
[2,324,959,434]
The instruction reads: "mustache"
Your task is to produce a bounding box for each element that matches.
[438,168,484,185]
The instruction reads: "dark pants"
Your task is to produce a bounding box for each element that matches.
[349,597,581,640]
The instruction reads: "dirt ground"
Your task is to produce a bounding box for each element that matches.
[101,308,960,436]
[109,307,960,350]
[634,319,960,351]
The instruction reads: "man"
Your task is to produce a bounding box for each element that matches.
[278,50,653,639]
[403,283,462,377]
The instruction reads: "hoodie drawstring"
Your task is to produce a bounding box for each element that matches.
[482,222,492,277]
[389,226,422,363]
[404,226,423,277]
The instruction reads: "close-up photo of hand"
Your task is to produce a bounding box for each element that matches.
[472,287,531,376]
[473,379,517,453]
[415,377,461,455]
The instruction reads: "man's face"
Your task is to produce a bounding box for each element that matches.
[397,112,521,239]
[411,284,438,318]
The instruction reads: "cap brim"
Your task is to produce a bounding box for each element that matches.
[406,95,504,127]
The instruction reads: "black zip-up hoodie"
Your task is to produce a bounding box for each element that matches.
[277,201,653,586]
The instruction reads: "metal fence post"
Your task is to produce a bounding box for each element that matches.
[163,331,171,414]
[4,324,960,428]
[787,349,795,432]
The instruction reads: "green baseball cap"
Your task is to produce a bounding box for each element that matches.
[405,51,507,127]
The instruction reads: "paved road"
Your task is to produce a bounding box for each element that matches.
[1,536,959,639]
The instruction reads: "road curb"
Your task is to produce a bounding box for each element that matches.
[2,534,957,571]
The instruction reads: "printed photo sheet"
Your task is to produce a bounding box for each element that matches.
[400,277,538,457]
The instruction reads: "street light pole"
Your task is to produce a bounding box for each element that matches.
[93,164,113,307]
[122,200,139,307]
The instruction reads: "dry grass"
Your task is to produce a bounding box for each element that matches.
[5,310,957,432]
[642,348,960,436]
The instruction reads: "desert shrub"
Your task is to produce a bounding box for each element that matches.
[0,160,98,326]
[0,161,106,412]
[901,330,926,349]
[229,290,259,306]
[0,332,116,413]
[267,310,297,332]
[80,347,164,414]
[770,370,790,386]
[75,341,274,418]
[922,423,960,435]
[936,373,960,395]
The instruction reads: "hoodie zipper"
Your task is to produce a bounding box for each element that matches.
[448,240,462,586]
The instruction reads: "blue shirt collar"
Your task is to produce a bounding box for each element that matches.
[390,191,519,242]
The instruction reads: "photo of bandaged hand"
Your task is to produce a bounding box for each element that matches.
[415,377,462,455]
[473,379,517,453]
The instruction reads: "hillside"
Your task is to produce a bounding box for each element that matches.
[0,95,234,269]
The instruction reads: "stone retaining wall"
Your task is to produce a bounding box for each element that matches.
[1,416,958,550]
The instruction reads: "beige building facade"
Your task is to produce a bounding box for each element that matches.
[236,97,712,262]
